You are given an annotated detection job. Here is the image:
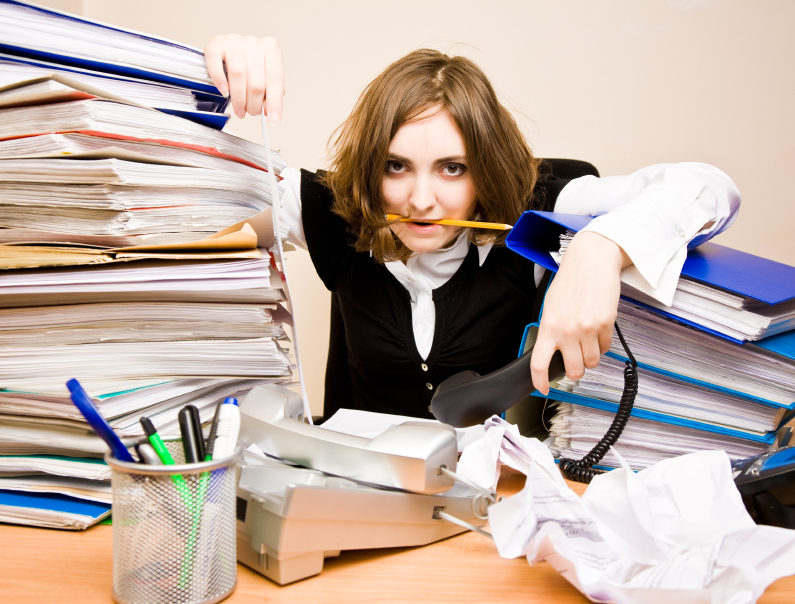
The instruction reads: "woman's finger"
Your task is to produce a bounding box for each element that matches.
[598,323,613,355]
[219,37,249,119]
[581,334,601,370]
[559,341,586,383]
[260,37,284,124]
[242,38,266,116]
[529,334,559,396]
[203,36,230,97]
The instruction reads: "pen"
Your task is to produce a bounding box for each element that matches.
[186,405,205,461]
[385,214,513,231]
[226,398,240,458]
[140,416,176,466]
[139,415,195,586]
[67,378,136,463]
[178,406,202,464]
[204,400,223,461]
[212,397,240,460]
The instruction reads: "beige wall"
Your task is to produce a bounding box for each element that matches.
[36,0,795,415]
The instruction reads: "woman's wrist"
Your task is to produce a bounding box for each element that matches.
[564,231,631,274]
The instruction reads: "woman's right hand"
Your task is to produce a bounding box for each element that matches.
[203,34,284,124]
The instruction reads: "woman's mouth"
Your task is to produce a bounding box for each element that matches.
[405,221,442,234]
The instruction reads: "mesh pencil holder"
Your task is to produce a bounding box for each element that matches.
[105,441,243,604]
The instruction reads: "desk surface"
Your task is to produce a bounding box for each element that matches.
[1,469,794,603]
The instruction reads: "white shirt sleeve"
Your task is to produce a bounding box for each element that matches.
[553,162,741,306]
[278,166,307,251]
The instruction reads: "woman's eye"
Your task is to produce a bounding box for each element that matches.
[386,161,405,173]
[442,163,465,176]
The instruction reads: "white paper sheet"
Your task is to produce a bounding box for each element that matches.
[457,416,555,490]
[472,419,795,604]
[320,408,485,453]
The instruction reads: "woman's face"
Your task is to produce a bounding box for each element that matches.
[383,107,477,255]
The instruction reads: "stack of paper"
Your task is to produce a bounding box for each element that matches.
[625,279,795,341]
[0,454,112,527]
[0,259,285,306]
[0,53,226,117]
[0,83,288,241]
[0,132,272,174]
[556,229,795,341]
[0,98,281,170]
[608,300,795,405]
[0,378,287,453]
[0,302,285,346]
[0,253,296,526]
[548,403,770,470]
[0,58,197,111]
[0,0,237,130]
[0,490,111,530]
[0,3,299,530]
[555,355,785,438]
[0,453,112,480]
[0,0,214,88]
[540,228,795,471]
[0,155,282,236]
[0,475,111,504]
[1,338,291,385]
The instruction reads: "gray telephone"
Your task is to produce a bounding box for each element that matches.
[235,385,496,585]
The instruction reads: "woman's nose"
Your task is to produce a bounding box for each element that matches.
[408,178,436,214]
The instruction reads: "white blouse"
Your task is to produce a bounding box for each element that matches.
[279,162,741,360]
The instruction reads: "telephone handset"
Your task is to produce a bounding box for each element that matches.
[238,384,459,494]
[430,321,639,483]
[429,324,565,428]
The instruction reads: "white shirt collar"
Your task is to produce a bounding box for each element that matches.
[381,236,494,360]
[383,234,494,292]
[476,240,494,267]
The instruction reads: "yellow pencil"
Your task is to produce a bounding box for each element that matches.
[385,214,513,231]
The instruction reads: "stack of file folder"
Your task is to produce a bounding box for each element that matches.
[0,1,296,529]
[507,211,795,471]
[0,0,231,127]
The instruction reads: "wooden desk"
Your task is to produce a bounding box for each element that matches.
[1,469,794,603]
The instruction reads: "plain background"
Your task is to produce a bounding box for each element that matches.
[35,0,795,415]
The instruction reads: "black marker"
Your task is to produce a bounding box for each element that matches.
[178,406,202,464]
[185,405,205,461]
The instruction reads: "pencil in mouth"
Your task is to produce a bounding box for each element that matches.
[385,214,512,231]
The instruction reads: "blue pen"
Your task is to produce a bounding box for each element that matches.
[67,378,136,463]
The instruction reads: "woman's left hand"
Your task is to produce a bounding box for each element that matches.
[529,231,631,395]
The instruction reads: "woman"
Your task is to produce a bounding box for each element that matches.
[204,36,740,419]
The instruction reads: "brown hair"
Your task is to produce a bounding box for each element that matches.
[324,49,540,263]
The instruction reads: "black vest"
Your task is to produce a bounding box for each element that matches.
[300,162,591,419]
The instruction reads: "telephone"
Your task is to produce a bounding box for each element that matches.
[235,384,496,584]
[432,318,795,522]
[238,384,457,494]
[430,321,639,484]
[733,429,795,529]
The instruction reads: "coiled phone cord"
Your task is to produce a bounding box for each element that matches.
[558,321,638,484]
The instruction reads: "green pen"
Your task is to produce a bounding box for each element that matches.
[139,416,190,502]
[141,415,195,587]
[140,416,176,465]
